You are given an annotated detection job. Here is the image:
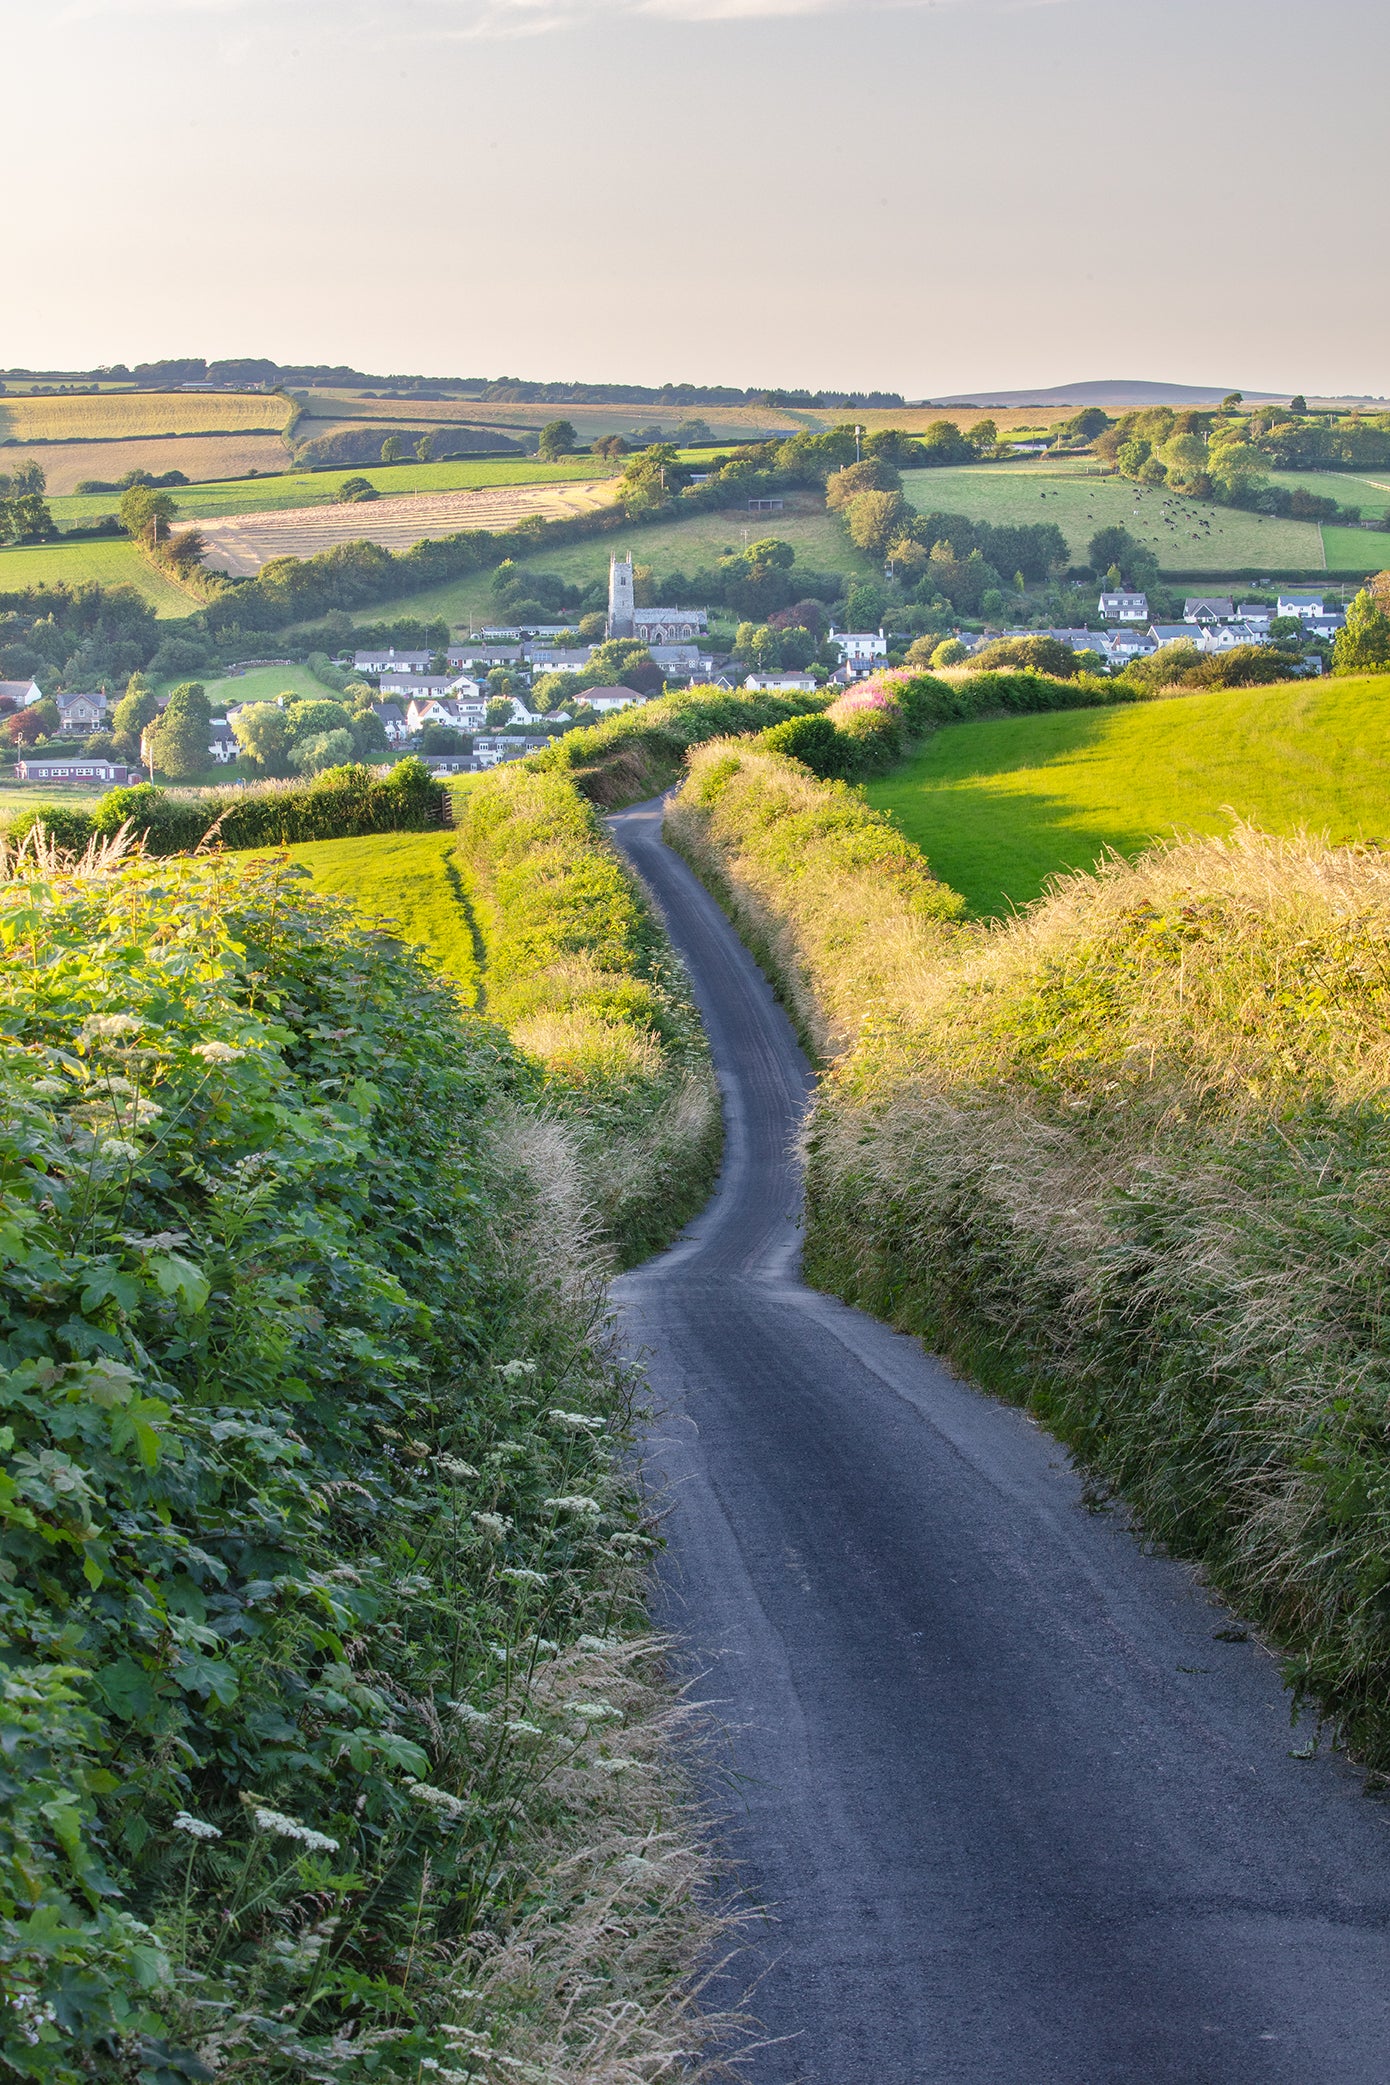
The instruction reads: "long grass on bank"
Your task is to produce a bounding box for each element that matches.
[671,740,1390,1765]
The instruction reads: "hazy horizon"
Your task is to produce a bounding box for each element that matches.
[5,0,1386,400]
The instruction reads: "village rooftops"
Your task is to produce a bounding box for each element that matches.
[1098,590,1149,622]
[1183,597,1236,622]
[354,648,433,674]
[0,679,44,708]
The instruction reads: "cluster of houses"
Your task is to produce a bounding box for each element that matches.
[1055,590,1348,670]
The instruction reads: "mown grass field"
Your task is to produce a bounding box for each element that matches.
[230,829,481,997]
[2,432,294,496]
[1266,468,1390,520]
[0,537,197,614]
[865,674,1390,916]
[194,662,344,706]
[901,464,1326,572]
[338,494,877,630]
[0,390,292,444]
[1323,526,1389,574]
[50,455,616,527]
[0,779,109,827]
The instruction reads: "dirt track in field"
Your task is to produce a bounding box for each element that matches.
[195,480,620,575]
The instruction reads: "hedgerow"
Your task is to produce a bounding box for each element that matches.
[10,758,443,858]
[532,683,828,807]
[670,746,1390,1769]
[456,764,720,1265]
[0,835,717,2081]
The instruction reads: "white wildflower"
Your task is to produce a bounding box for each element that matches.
[450,1701,491,1727]
[593,1756,642,1774]
[437,1455,478,1481]
[576,1634,621,1654]
[547,1409,603,1433]
[29,1079,66,1097]
[569,1702,620,1724]
[472,1511,511,1540]
[505,1719,544,1739]
[499,1567,547,1588]
[608,1530,651,1551]
[81,1013,140,1040]
[171,1811,222,1840]
[194,1040,245,1064]
[251,1805,339,1854]
[544,1495,602,1516]
[499,1359,537,1380]
[405,1779,470,1820]
[99,1138,142,1162]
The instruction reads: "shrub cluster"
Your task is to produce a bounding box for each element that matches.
[455,763,720,1264]
[0,838,711,2081]
[10,757,443,857]
[535,681,828,806]
[670,746,1390,1768]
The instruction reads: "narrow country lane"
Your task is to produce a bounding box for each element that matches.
[608,796,1390,2085]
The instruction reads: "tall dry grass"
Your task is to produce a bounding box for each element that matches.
[672,741,1390,1764]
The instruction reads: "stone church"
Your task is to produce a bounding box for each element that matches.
[606,555,708,644]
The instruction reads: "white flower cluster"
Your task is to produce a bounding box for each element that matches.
[547,1408,604,1433]
[472,1511,512,1540]
[569,1701,620,1724]
[405,1779,470,1820]
[499,1566,547,1588]
[193,1039,246,1064]
[171,1811,222,1840]
[451,1701,491,1727]
[499,1358,537,1380]
[99,1138,143,1162]
[81,1013,141,1041]
[251,1805,339,1854]
[544,1495,602,1516]
[437,1454,478,1481]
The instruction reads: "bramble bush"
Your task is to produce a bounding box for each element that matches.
[0,836,700,2082]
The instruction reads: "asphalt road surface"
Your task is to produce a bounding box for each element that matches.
[608,796,1390,2085]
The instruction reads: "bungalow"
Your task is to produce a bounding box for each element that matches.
[1202,621,1271,653]
[1098,590,1149,623]
[379,675,457,701]
[420,750,474,775]
[647,645,709,678]
[527,649,593,675]
[1277,591,1326,620]
[55,691,109,733]
[1046,629,1101,652]
[1306,613,1347,641]
[15,755,131,785]
[1183,596,1235,624]
[446,645,525,670]
[353,647,432,675]
[744,672,818,692]
[1148,624,1201,651]
[0,679,43,710]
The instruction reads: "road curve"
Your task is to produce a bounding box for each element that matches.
[608,797,1390,2085]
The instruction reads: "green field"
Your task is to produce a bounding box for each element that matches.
[1265,469,1390,520]
[0,778,109,829]
[337,495,877,630]
[866,674,1390,917]
[232,830,481,997]
[1322,527,1389,575]
[49,456,616,527]
[901,464,1326,573]
[0,537,197,614]
[194,662,345,707]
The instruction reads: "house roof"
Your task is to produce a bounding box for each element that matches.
[580,685,642,702]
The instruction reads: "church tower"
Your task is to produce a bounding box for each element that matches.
[607,553,635,639]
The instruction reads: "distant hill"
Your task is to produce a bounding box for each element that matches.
[929,380,1288,409]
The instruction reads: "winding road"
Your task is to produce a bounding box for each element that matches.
[609,797,1390,2084]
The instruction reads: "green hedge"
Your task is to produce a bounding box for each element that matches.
[9,758,443,858]
[534,683,829,806]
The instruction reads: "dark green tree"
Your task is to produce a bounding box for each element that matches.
[538,420,578,461]
[148,682,211,780]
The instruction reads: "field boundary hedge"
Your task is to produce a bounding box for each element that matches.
[668,741,1390,1768]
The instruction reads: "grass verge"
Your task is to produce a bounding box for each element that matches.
[669,740,1390,1769]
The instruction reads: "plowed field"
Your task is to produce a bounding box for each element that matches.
[195,479,619,575]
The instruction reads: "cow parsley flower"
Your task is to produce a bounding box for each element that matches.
[251,1805,339,1853]
[194,1040,245,1064]
[472,1511,511,1540]
[171,1811,222,1840]
[499,1359,537,1379]
[99,1138,142,1162]
[405,1779,469,1819]
[547,1409,604,1433]
[500,1567,547,1587]
[437,1455,478,1480]
[544,1494,602,1516]
[81,1013,141,1041]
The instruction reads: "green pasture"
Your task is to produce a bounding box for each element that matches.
[195,662,344,708]
[1265,468,1390,521]
[866,674,1390,918]
[900,465,1324,573]
[0,778,108,829]
[1322,526,1389,575]
[336,498,877,631]
[49,456,616,527]
[231,830,481,998]
[0,538,196,615]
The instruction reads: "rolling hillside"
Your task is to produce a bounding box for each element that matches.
[865,673,1390,916]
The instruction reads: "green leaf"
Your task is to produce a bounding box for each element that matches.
[149,1253,210,1315]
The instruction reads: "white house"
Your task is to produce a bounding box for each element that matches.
[1202,622,1271,653]
[1098,590,1149,623]
[207,720,239,763]
[1098,628,1157,665]
[15,754,132,785]
[0,679,44,710]
[446,644,524,670]
[831,630,888,663]
[1306,613,1347,641]
[379,675,457,702]
[354,647,432,675]
[1183,596,1235,624]
[578,686,644,714]
[647,645,710,678]
[527,649,593,675]
[55,692,109,733]
[744,672,818,692]
[371,702,410,744]
[406,696,485,734]
[1233,602,1273,631]
[1148,624,1201,651]
[1277,591,1326,621]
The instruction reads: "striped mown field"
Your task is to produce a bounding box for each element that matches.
[0,390,294,445]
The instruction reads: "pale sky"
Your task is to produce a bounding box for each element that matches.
[6,0,1386,399]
